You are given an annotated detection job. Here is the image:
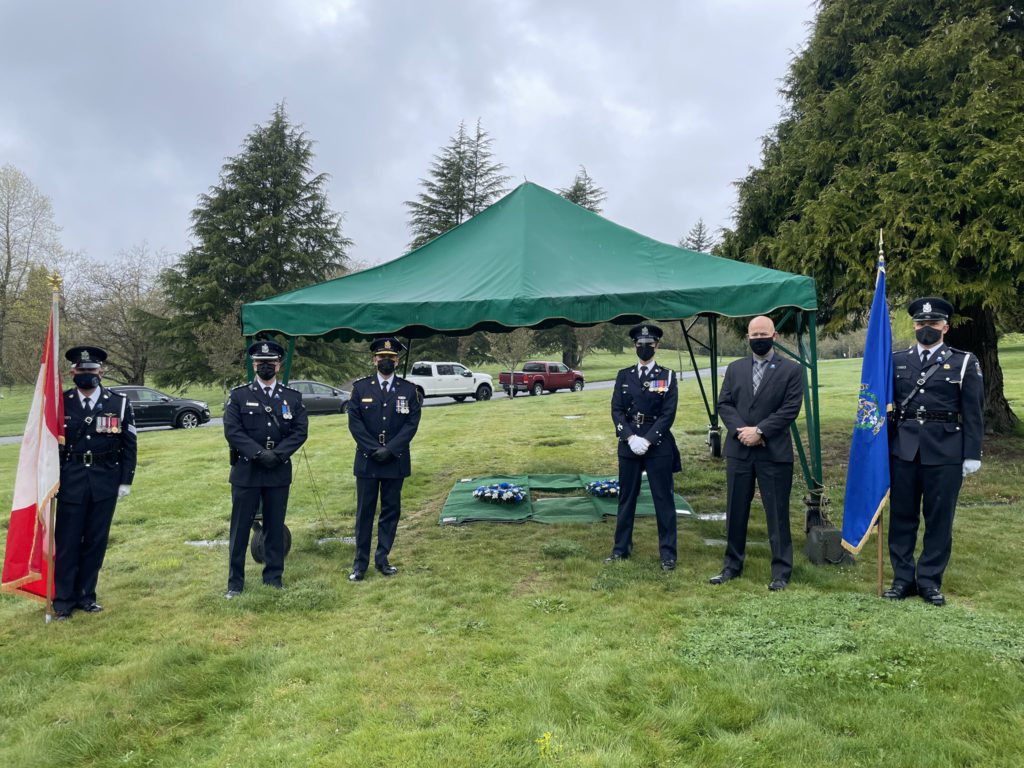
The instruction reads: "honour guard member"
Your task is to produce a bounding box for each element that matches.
[709,316,804,591]
[885,297,984,606]
[346,337,422,581]
[223,340,308,597]
[53,346,137,620]
[606,323,681,571]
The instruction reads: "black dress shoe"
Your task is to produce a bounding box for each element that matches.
[348,569,365,582]
[882,581,917,600]
[709,569,739,585]
[224,590,242,600]
[768,579,789,591]
[263,581,284,590]
[919,586,946,606]
[375,563,398,576]
[77,602,103,613]
[603,553,628,564]
[661,560,676,572]
[53,611,73,621]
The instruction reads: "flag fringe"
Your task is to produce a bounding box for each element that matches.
[842,491,889,554]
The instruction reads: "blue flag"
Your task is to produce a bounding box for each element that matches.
[841,256,893,553]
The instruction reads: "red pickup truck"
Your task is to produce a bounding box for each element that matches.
[499,361,585,397]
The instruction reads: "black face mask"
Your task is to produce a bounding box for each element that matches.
[915,326,942,346]
[636,344,656,362]
[73,373,100,390]
[376,358,396,375]
[749,338,774,356]
[255,363,277,381]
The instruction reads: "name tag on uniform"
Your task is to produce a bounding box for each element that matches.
[361,397,374,403]
[245,401,259,407]
[396,396,409,414]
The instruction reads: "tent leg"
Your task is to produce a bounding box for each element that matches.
[796,311,826,530]
[402,338,412,377]
[681,317,722,457]
[282,336,296,385]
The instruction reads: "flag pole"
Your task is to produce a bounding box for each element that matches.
[876,229,885,598]
[44,271,61,624]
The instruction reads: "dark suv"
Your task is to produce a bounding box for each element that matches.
[111,386,212,429]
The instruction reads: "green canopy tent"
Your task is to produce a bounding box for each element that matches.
[242,182,828,528]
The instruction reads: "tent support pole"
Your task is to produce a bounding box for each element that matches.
[244,335,254,381]
[681,316,722,457]
[403,338,412,377]
[282,336,296,385]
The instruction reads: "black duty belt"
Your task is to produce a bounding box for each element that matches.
[895,409,960,424]
[64,450,118,466]
[632,413,657,425]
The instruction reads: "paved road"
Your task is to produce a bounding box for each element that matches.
[0,367,728,445]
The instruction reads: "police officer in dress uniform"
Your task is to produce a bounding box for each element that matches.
[885,297,984,606]
[223,340,308,597]
[53,346,137,620]
[605,323,681,570]
[347,337,422,582]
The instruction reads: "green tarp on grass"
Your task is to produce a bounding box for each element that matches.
[439,474,694,525]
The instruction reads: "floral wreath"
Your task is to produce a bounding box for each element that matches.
[473,482,526,504]
[586,479,619,497]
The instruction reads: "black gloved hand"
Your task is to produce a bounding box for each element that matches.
[371,447,393,462]
[255,450,282,468]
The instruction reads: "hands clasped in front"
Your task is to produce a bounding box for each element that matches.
[736,426,766,447]
[255,450,282,468]
[627,435,651,455]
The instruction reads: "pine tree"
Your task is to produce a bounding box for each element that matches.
[406,119,509,251]
[558,166,607,213]
[156,103,351,387]
[722,0,1024,431]
[680,218,715,252]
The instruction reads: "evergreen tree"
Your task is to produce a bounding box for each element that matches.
[558,165,607,213]
[156,103,352,387]
[680,218,715,252]
[722,0,1024,431]
[406,118,509,251]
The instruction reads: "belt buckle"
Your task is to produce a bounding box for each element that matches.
[378,433,387,446]
[916,407,926,426]
[265,439,275,450]
[633,413,644,426]
[83,451,93,467]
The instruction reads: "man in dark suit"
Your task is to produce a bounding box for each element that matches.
[885,296,984,606]
[54,346,137,620]
[710,315,804,591]
[606,323,681,571]
[347,337,422,582]
[223,340,308,597]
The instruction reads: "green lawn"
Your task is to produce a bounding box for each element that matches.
[1,353,1022,766]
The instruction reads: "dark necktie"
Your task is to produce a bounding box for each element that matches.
[921,350,930,366]
[83,398,93,414]
[381,380,389,395]
[753,359,766,394]
[264,386,272,398]
[640,366,649,380]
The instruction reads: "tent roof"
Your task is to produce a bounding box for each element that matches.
[241,182,817,341]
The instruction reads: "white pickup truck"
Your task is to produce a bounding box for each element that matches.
[405,361,494,402]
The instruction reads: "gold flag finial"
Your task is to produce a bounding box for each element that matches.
[47,270,63,291]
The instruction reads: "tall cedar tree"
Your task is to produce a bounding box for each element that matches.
[721,1,1023,432]
[405,119,508,361]
[157,104,351,387]
[542,167,611,367]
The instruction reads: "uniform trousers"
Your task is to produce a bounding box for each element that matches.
[54,490,117,614]
[613,451,677,561]
[723,457,794,581]
[354,476,404,571]
[889,457,963,590]
[228,485,290,590]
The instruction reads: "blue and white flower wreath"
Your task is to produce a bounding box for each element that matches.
[473,482,526,504]
[586,479,619,497]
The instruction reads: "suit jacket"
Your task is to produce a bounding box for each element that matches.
[718,353,803,463]
[224,381,309,487]
[348,375,422,479]
[61,386,138,501]
[890,344,984,465]
[611,362,679,464]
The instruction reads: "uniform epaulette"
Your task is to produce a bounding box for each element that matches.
[355,375,375,385]
[231,382,250,391]
[280,384,300,392]
[946,346,970,356]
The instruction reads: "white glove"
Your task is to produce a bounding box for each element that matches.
[627,435,650,455]
[117,485,132,498]
[962,460,981,477]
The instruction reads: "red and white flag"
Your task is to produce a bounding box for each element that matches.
[1,305,63,601]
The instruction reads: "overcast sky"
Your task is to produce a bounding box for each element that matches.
[1,0,816,267]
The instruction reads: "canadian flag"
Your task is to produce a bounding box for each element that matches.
[1,306,63,601]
